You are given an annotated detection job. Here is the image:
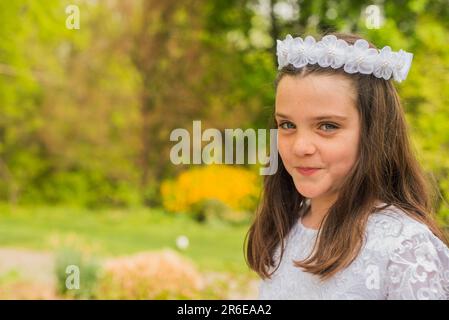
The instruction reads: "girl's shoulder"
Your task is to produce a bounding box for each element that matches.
[364,203,449,299]
[364,202,449,265]
[366,203,433,241]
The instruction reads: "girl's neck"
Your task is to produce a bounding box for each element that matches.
[301,196,385,230]
[301,194,338,230]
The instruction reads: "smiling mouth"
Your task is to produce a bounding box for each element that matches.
[296,167,321,176]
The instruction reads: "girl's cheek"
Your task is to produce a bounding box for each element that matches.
[277,139,291,160]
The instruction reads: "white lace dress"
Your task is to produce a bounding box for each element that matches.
[258,203,449,300]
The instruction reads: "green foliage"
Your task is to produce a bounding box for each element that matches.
[23,170,142,208]
[0,0,447,227]
[191,198,253,225]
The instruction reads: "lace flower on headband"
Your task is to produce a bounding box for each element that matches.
[276,34,413,83]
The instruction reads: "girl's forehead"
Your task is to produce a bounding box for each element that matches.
[275,74,357,117]
[277,73,356,98]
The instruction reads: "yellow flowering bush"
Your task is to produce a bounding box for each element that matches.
[96,250,204,299]
[160,165,261,219]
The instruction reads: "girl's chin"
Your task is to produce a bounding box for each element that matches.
[298,192,321,199]
[294,187,325,198]
[293,181,331,198]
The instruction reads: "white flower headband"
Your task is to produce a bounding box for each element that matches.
[276,34,413,83]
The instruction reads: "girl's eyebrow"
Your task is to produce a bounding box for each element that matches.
[275,113,348,121]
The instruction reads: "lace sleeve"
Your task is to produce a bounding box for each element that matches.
[386,229,449,300]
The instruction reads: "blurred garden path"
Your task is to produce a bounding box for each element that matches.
[0,248,57,299]
[0,247,55,284]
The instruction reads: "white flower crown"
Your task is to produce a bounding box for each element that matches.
[276,34,413,83]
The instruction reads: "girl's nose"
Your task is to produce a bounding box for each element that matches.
[292,132,316,156]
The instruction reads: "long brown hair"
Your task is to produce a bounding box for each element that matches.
[244,32,449,282]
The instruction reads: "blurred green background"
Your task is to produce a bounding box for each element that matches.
[0,0,448,299]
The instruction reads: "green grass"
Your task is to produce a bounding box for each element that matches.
[0,204,257,276]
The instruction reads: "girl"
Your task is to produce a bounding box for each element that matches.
[245,33,449,300]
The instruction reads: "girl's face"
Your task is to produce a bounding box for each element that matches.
[275,74,361,200]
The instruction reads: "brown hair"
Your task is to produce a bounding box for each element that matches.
[244,32,449,281]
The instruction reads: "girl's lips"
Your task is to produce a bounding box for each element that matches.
[296,167,321,176]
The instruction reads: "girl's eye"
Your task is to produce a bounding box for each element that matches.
[319,122,339,132]
[278,121,295,130]
[277,121,339,132]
